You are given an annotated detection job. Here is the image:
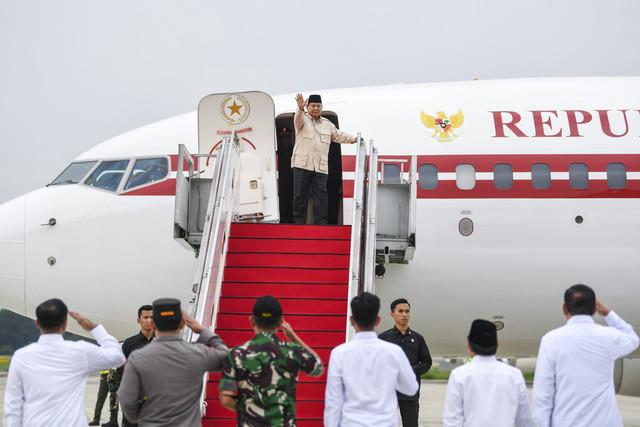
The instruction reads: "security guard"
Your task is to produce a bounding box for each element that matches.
[379,298,432,427]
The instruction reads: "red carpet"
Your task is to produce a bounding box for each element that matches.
[203,223,351,426]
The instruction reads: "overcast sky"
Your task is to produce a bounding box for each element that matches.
[1,0,638,203]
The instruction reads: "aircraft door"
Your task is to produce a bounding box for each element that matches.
[275,111,344,225]
[198,92,279,222]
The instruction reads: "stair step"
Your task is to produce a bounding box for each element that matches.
[225,252,350,268]
[215,330,346,348]
[216,313,347,331]
[204,399,326,421]
[218,297,348,316]
[230,223,351,239]
[223,267,349,283]
[220,282,347,299]
[228,237,350,254]
[205,222,351,425]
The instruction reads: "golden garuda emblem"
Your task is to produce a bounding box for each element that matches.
[421,110,464,142]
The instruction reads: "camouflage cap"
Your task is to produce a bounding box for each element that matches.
[252,295,282,319]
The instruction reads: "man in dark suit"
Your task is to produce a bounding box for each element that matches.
[379,298,432,427]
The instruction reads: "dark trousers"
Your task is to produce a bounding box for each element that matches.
[92,372,109,420]
[398,398,419,427]
[292,167,328,225]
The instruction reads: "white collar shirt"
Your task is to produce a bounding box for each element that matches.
[3,324,126,427]
[442,355,531,427]
[323,331,419,427]
[532,311,639,427]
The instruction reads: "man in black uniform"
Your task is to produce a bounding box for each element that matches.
[378,298,432,427]
[102,304,154,427]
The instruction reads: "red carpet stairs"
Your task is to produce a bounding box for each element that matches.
[202,222,351,426]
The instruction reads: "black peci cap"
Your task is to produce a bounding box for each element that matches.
[468,319,497,347]
[152,298,182,320]
[252,295,282,319]
[307,94,322,105]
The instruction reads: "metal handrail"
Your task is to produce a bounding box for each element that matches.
[362,142,378,293]
[185,132,240,340]
[346,135,378,339]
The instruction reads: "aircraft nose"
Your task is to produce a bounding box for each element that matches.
[0,196,26,314]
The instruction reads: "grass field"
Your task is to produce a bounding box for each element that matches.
[0,356,10,371]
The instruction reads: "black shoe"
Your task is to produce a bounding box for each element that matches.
[88,420,100,426]
[102,421,119,427]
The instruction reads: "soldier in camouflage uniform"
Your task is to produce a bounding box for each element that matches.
[219,295,324,426]
[103,366,121,426]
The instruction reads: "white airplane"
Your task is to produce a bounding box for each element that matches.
[1,77,639,396]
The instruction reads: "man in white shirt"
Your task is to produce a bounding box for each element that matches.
[324,292,418,427]
[442,319,531,427]
[532,284,639,427]
[3,298,125,427]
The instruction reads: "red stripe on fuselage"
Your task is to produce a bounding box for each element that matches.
[120,153,640,198]
[342,154,640,199]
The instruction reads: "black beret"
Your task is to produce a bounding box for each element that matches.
[468,319,497,347]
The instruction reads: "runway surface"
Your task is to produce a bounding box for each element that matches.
[1,372,640,426]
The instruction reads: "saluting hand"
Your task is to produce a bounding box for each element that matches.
[182,310,205,334]
[295,93,306,111]
[69,311,97,331]
[595,300,611,317]
[282,319,300,344]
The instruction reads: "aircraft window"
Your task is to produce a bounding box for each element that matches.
[494,163,513,190]
[50,161,98,185]
[531,163,551,189]
[124,158,169,190]
[382,164,401,184]
[84,160,129,192]
[569,163,589,189]
[607,163,627,189]
[456,164,475,190]
[418,164,438,190]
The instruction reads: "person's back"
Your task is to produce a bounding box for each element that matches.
[219,295,324,426]
[10,338,118,425]
[443,319,530,427]
[123,336,223,424]
[536,314,636,425]
[3,299,125,427]
[532,284,639,427]
[118,298,228,427]
[324,292,418,427]
[443,356,529,427]
[327,332,417,425]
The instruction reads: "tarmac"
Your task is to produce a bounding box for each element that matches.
[1,372,640,426]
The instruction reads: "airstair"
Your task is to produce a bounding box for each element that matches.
[173,91,416,425]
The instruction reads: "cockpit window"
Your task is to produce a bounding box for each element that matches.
[50,161,98,185]
[124,158,169,190]
[84,160,130,192]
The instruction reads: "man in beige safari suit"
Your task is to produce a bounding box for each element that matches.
[292,93,358,224]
